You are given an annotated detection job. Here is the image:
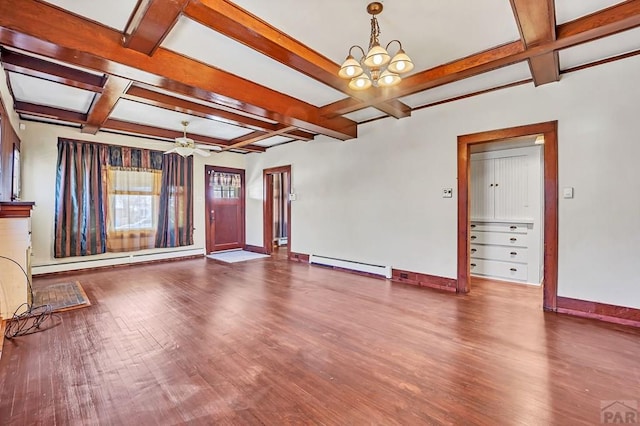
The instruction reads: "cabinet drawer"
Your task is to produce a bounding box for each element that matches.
[470,259,528,281]
[470,222,529,234]
[470,244,528,263]
[469,231,528,247]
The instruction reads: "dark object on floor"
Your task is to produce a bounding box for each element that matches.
[32,281,91,312]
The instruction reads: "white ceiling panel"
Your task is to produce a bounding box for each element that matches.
[230,0,521,72]
[343,107,387,123]
[110,99,255,140]
[555,0,623,24]
[40,0,138,31]
[559,27,640,70]
[137,85,278,125]
[9,73,95,113]
[162,17,346,107]
[399,62,532,109]
[253,136,293,147]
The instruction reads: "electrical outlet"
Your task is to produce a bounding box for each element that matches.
[442,188,453,198]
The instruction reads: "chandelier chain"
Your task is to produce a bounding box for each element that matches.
[369,16,381,50]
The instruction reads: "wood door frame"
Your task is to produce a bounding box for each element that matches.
[457,121,558,311]
[204,165,246,254]
[263,165,291,255]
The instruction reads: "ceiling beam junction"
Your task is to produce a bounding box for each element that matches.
[510,0,560,86]
[123,0,188,55]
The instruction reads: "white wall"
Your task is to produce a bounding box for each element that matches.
[20,122,245,274]
[246,55,640,310]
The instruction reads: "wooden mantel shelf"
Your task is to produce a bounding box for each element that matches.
[0,202,35,218]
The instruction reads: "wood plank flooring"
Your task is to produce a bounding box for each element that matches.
[1,254,639,425]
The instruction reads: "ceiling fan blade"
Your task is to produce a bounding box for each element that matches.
[195,144,223,152]
[193,148,212,157]
[164,147,179,155]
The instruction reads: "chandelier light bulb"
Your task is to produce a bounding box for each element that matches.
[395,61,406,71]
[346,66,356,76]
[373,54,383,65]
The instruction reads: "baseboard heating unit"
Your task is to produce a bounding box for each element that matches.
[309,255,392,279]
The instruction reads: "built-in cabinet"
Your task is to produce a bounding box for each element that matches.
[470,146,542,285]
[0,202,34,319]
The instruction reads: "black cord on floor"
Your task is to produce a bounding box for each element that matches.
[1,255,54,339]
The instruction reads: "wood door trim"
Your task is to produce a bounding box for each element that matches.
[457,121,558,310]
[204,165,246,254]
[263,165,292,255]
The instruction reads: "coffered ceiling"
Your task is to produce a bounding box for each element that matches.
[0,0,639,153]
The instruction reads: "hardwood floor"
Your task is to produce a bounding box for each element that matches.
[1,255,638,425]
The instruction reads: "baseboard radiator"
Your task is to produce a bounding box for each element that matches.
[309,255,392,279]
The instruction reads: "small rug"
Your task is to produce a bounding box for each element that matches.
[32,281,91,313]
[207,250,270,263]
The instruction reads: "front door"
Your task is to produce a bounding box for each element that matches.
[205,166,245,252]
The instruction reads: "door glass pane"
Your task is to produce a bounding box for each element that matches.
[210,172,241,199]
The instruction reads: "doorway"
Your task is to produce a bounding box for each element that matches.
[263,165,291,256]
[457,121,558,311]
[205,166,245,253]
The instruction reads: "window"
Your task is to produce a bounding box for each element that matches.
[211,172,241,199]
[106,167,162,252]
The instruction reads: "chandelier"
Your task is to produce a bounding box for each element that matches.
[338,2,414,90]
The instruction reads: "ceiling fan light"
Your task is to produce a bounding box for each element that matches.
[175,146,194,157]
[338,55,363,79]
[388,49,414,74]
[348,74,372,90]
[364,43,390,68]
[377,70,401,87]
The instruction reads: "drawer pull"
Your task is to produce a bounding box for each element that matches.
[470,224,476,228]
[470,236,477,240]
[471,248,477,253]
[510,225,517,230]
[510,251,517,256]
[470,263,476,267]
[510,237,517,242]
[510,268,517,272]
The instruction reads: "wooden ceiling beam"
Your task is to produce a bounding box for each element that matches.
[123,85,316,142]
[0,48,105,92]
[284,129,315,141]
[14,101,87,123]
[0,0,356,140]
[222,126,296,151]
[322,0,640,116]
[103,119,266,152]
[510,0,559,86]
[123,0,188,55]
[124,84,282,132]
[184,0,411,120]
[82,76,131,134]
[555,0,640,47]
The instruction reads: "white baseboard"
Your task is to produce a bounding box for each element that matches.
[32,248,205,275]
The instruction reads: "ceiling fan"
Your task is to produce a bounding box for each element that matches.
[164,121,222,157]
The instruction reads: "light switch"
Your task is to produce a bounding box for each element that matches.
[563,187,574,199]
[289,193,297,201]
[442,188,453,198]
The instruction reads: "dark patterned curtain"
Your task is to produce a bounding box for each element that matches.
[54,139,107,257]
[155,154,194,248]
